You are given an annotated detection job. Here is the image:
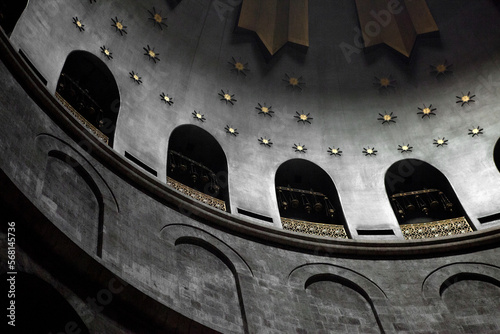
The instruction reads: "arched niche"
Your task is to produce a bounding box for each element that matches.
[305,274,384,333]
[167,125,230,212]
[1,272,89,333]
[385,159,469,226]
[275,159,349,237]
[42,150,105,257]
[494,138,500,172]
[56,51,120,147]
[441,273,500,330]
[174,241,245,333]
[0,0,28,36]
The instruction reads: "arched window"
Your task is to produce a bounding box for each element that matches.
[494,138,500,172]
[1,272,89,333]
[167,125,230,212]
[56,51,120,147]
[0,0,28,36]
[385,159,472,239]
[275,159,349,238]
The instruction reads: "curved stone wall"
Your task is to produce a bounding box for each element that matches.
[9,0,500,235]
[1,0,500,333]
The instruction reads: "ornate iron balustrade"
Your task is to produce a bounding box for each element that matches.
[281,217,348,239]
[391,188,440,198]
[55,92,109,145]
[167,177,226,212]
[276,186,325,197]
[400,217,473,240]
[169,150,215,176]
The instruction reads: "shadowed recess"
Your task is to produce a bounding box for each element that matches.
[439,272,500,297]
[305,273,385,333]
[385,159,469,226]
[56,51,120,147]
[0,0,28,36]
[47,150,105,257]
[494,137,500,172]
[275,159,348,227]
[167,124,230,211]
[175,237,249,334]
[1,272,90,334]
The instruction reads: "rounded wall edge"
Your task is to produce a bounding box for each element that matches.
[1,28,500,260]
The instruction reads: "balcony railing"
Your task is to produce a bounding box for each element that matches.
[281,217,348,239]
[400,217,473,240]
[55,92,109,145]
[167,177,226,212]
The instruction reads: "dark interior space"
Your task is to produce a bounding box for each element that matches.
[167,124,230,211]
[0,0,27,37]
[385,159,469,225]
[275,159,347,227]
[494,138,500,172]
[2,272,90,334]
[56,51,120,147]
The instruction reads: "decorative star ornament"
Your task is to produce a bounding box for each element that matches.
[283,73,305,90]
[433,138,448,147]
[148,7,168,30]
[293,143,307,153]
[456,92,475,106]
[294,111,313,124]
[374,75,396,89]
[73,17,85,32]
[256,103,274,117]
[111,17,127,35]
[398,144,413,153]
[219,90,237,105]
[363,147,377,156]
[258,137,273,147]
[160,93,173,105]
[192,111,206,122]
[417,104,436,118]
[328,147,342,156]
[143,45,160,63]
[225,125,238,136]
[229,57,250,76]
[129,71,142,84]
[431,61,453,77]
[100,46,113,60]
[378,112,397,124]
[468,126,483,137]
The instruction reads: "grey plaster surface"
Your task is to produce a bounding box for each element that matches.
[2,0,500,333]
